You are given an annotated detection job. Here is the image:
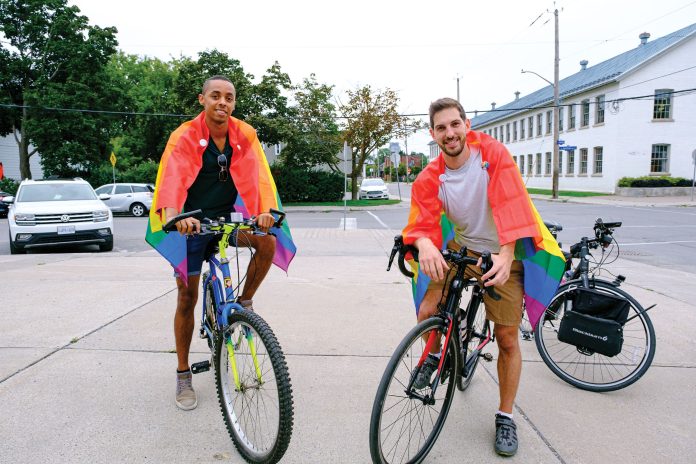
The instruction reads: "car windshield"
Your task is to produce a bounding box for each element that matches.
[17,183,97,202]
[362,179,385,187]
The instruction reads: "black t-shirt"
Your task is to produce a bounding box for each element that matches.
[184,136,238,220]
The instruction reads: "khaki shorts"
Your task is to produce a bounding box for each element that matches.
[426,241,524,327]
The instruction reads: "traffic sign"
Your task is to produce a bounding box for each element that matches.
[110,152,117,166]
[557,139,565,145]
[559,145,577,151]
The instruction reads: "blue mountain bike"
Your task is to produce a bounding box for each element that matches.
[164,209,293,464]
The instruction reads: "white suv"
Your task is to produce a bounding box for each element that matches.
[5,178,114,254]
[94,183,153,217]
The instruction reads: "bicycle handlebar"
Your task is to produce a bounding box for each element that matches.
[387,235,501,301]
[163,208,287,233]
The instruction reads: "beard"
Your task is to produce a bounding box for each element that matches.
[439,135,466,157]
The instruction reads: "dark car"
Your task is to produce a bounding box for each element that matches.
[0,191,10,218]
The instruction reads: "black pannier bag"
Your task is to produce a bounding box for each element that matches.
[556,288,630,357]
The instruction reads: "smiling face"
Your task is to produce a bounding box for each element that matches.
[430,107,471,159]
[198,79,236,128]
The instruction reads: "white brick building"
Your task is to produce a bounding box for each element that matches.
[470,23,696,193]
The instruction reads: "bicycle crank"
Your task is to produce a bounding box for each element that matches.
[481,353,494,362]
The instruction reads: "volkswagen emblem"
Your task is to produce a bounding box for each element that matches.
[60,214,70,222]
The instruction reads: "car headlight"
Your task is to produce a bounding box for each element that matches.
[93,210,110,222]
[15,213,35,221]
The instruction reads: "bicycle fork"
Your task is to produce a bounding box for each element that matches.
[225,327,264,391]
[407,319,455,404]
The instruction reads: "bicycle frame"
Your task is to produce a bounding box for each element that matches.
[200,223,264,388]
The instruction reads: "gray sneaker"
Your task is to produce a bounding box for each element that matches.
[494,414,518,456]
[413,354,439,390]
[176,370,198,411]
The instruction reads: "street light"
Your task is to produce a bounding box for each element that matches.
[521,67,560,200]
[521,8,560,200]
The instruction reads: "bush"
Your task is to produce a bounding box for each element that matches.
[618,176,694,187]
[272,165,344,202]
[0,177,19,195]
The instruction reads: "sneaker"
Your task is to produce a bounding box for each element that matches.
[494,414,518,456]
[176,370,198,411]
[413,354,440,390]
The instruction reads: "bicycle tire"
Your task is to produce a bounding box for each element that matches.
[534,279,656,392]
[214,310,294,464]
[369,316,458,464]
[457,304,488,392]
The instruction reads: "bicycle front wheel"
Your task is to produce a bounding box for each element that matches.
[369,316,458,464]
[534,279,656,392]
[457,305,488,392]
[215,310,294,464]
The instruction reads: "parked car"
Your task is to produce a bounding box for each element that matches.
[6,178,113,254]
[94,183,153,217]
[0,190,10,218]
[359,178,390,200]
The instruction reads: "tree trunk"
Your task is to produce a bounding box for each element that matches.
[18,106,33,180]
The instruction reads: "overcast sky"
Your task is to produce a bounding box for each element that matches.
[71,0,696,155]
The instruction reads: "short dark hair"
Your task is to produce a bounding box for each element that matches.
[429,98,467,128]
[202,75,234,95]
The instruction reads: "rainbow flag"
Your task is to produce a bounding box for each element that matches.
[407,205,564,328]
[145,113,296,280]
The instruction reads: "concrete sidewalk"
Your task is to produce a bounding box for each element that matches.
[1,228,695,463]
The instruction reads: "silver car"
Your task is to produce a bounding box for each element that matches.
[95,183,153,217]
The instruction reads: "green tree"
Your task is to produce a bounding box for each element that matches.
[0,0,122,180]
[280,74,342,171]
[340,85,424,199]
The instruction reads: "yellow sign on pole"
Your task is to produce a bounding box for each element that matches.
[110,152,117,166]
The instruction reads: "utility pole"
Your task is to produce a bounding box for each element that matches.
[456,74,460,102]
[552,8,560,199]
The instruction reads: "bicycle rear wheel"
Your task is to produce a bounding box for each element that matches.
[534,279,656,392]
[214,310,294,464]
[457,304,489,391]
[369,316,458,464]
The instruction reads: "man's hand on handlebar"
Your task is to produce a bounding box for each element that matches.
[414,237,449,282]
[255,212,275,232]
[165,207,200,235]
[480,243,514,287]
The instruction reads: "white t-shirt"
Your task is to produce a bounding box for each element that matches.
[438,146,500,253]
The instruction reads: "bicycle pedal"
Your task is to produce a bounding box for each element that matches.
[191,360,211,374]
[481,353,494,362]
[198,328,207,339]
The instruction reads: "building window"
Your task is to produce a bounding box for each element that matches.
[651,144,670,173]
[653,89,673,119]
[559,106,564,131]
[558,151,563,171]
[545,152,552,175]
[520,119,525,139]
[528,117,533,138]
[581,99,590,127]
[537,114,542,136]
[536,153,542,175]
[527,154,533,175]
[593,146,603,174]
[567,150,575,175]
[513,155,517,166]
[580,148,588,174]
[519,156,525,174]
[494,127,498,140]
[568,104,576,129]
[513,121,517,141]
[546,110,552,134]
[506,123,510,143]
[595,95,605,124]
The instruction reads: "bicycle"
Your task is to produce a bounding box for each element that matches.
[533,218,657,392]
[369,236,500,464]
[164,209,293,464]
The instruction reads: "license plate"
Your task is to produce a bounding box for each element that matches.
[57,225,75,235]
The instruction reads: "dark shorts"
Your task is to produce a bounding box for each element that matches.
[173,233,220,277]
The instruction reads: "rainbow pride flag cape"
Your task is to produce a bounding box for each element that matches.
[403,131,564,328]
[145,112,296,280]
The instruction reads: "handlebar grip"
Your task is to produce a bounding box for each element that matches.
[163,209,202,232]
[397,249,415,278]
[269,208,286,228]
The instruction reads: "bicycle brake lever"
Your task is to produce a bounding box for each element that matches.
[387,244,399,271]
[486,285,502,301]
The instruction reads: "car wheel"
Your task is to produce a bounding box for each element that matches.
[130,202,146,217]
[9,231,25,255]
